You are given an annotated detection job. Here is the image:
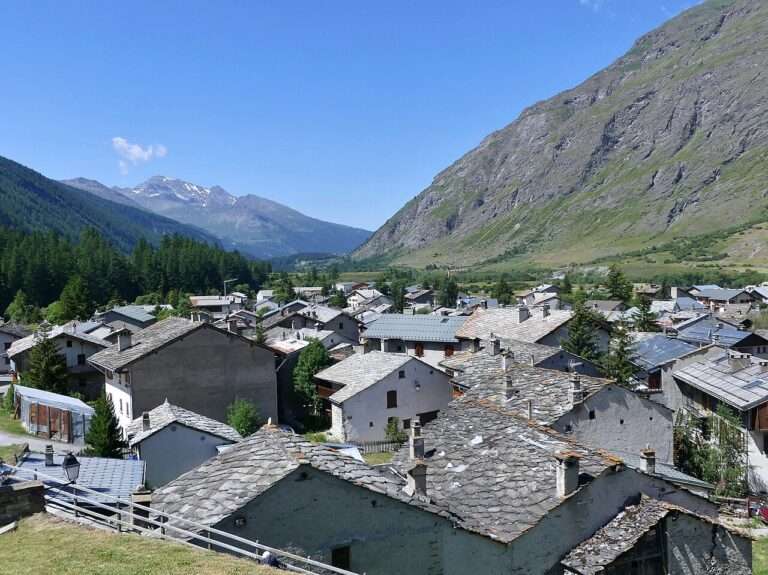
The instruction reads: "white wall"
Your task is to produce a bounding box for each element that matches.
[335,358,452,442]
[106,371,134,432]
[368,338,467,371]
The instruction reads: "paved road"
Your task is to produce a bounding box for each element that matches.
[0,429,80,454]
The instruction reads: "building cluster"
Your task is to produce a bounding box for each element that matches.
[0,280,763,574]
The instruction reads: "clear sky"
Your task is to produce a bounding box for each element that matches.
[0,0,700,231]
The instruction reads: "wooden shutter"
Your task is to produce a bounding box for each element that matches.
[758,403,768,431]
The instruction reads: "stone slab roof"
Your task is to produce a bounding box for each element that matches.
[561,497,670,574]
[314,351,414,404]
[673,354,768,410]
[152,426,439,530]
[296,303,344,324]
[0,322,29,339]
[455,308,573,343]
[630,334,698,371]
[363,314,467,343]
[9,321,109,358]
[391,396,617,543]
[126,400,242,446]
[88,317,204,371]
[98,305,156,323]
[676,316,763,347]
[694,288,751,301]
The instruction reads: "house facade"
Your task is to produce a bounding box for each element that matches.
[0,323,28,374]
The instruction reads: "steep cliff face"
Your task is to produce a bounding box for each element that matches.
[355,0,768,266]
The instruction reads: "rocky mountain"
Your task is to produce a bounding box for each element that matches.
[0,156,216,251]
[355,0,768,268]
[65,176,372,259]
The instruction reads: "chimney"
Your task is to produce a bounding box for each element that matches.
[529,353,536,367]
[315,322,321,334]
[471,338,480,353]
[481,299,488,310]
[541,304,550,318]
[501,351,510,371]
[117,332,132,352]
[409,420,425,460]
[227,318,238,333]
[380,338,387,352]
[505,373,516,400]
[569,373,585,406]
[487,334,501,356]
[45,445,54,467]
[670,287,679,299]
[142,412,151,432]
[516,306,530,323]
[555,451,580,498]
[404,462,428,497]
[640,447,656,475]
[759,359,768,371]
[728,351,751,371]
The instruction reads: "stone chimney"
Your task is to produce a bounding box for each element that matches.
[45,445,54,467]
[404,462,427,497]
[505,373,516,400]
[142,412,151,432]
[541,304,550,318]
[670,287,679,299]
[227,318,238,333]
[555,451,580,498]
[728,351,751,371]
[409,420,425,460]
[569,373,585,406]
[487,334,501,356]
[516,306,530,323]
[470,338,480,353]
[117,332,132,352]
[501,350,510,371]
[640,447,656,475]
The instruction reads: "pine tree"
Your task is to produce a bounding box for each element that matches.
[391,280,406,312]
[561,274,573,294]
[84,391,126,458]
[226,399,261,436]
[439,277,459,308]
[293,339,332,415]
[2,382,15,413]
[562,301,601,361]
[492,275,513,306]
[605,265,632,303]
[59,275,92,321]
[601,320,636,386]
[5,289,37,324]
[634,296,659,332]
[328,290,348,309]
[254,323,267,345]
[24,323,69,394]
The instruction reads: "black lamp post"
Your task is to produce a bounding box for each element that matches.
[62,452,80,516]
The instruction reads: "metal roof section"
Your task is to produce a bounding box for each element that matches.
[363,314,467,343]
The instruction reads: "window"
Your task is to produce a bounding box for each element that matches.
[119,398,123,413]
[369,421,374,428]
[415,342,424,357]
[588,410,596,420]
[77,354,86,365]
[387,390,398,409]
[403,418,411,429]
[398,370,405,379]
[339,322,344,330]
[331,546,351,570]
[444,344,455,358]
[66,340,73,348]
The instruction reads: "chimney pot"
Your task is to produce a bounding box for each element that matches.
[404,462,428,497]
[555,451,580,498]
[501,351,510,371]
[640,447,656,475]
[541,304,550,318]
[505,373,516,399]
[487,335,501,356]
[569,373,585,406]
[142,412,150,431]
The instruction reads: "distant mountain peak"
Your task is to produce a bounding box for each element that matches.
[130,176,237,208]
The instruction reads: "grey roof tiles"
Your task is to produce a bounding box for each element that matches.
[126,400,242,446]
[673,354,768,410]
[363,314,467,343]
[630,334,698,371]
[455,308,573,343]
[314,351,416,404]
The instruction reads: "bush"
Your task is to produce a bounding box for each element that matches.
[226,399,261,437]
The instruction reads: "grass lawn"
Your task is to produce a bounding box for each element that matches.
[0,443,25,463]
[363,452,394,465]
[0,514,282,575]
[0,407,25,436]
[755,538,768,575]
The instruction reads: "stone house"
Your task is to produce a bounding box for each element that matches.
[314,351,453,442]
[8,321,109,399]
[88,317,277,433]
[126,400,242,488]
[629,334,699,392]
[690,287,756,306]
[361,314,469,370]
[93,305,158,333]
[265,303,361,345]
[672,315,768,356]
[0,323,28,374]
[189,294,247,319]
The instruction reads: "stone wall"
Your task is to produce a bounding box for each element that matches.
[0,481,45,524]
[666,513,752,575]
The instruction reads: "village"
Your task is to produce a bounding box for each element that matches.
[0,267,764,574]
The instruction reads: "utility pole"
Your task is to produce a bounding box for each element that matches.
[223,278,238,298]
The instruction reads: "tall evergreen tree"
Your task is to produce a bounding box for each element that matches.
[4,289,39,324]
[601,320,636,386]
[605,265,632,303]
[24,323,69,394]
[293,339,332,416]
[561,274,573,294]
[59,275,92,321]
[438,277,459,308]
[634,296,659,332]
[84,391,126,458]
[492,274,513,306]
[562,301,601,361]
[391,280,407,313]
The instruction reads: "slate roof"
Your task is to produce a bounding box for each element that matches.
[561,498,671,574]
[296,303,344,324]
[676,316,763,347]
[88,317,204,371]
[441,340,564,372]
[694,287,752,301]
[151,426,439,530]
[390,396,617,543]
[13,384,95,416]
[125,400,242,446]
[673,354,768,410]
[455,308,573,343]
[10,451,145,504]
[630,335,698,371]
[363,314,467,343]
[613,451,712,492]
[314,351,415,404]
[0,322,29,338]
[585,300,625,312]
[99,305,156,323]
[675,296,706,311]
[9,321,109,358]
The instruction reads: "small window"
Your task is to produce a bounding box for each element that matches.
[119,398,123,412]
[619,419,624,425]
[397,345,403,352]
[444,344,454,358]
[564,424,572,433]
[415,342,424,357]
[403,418,411,429]
[398,370,405,379]
[387,390,397,409]
[331,546,351,570]
[588,410,596,420]
[339,322,344,330]
[66,340,73,348]
[369,421,374,428]
[77,354,86,365]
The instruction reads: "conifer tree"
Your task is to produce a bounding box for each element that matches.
[293,339,332,415]
[561,274,573,294]
[2,382,15,413]
[5,290,38,324]
[24,323,69,394]
[601,320,636,386]
[84,391,126,458]
[605,265,632,303]
[391,280,407,312]
[439,277,459,308]
[59,275,92,321]
[563,301,601,361]
[492,274,513,305]
[634,296,658,332]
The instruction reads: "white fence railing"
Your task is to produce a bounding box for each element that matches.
[2,463,362,575]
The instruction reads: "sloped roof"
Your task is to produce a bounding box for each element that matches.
[314,351,415,404]
[9,321,109,358]
[88,317,206,371]
[613,451,712,491]
[585,300,625,312]
[676,317,763,347]
[296,303,344,324]
[673,354,768,410]
[455,308,573,343]
[13,384,95,416]
[630,335,698,371]
[695,288,751,301]
[390,396,616,543]
[125,400,242,446]
[151,426,440,530]
[0,322,29,339]
[98,305,156,323]
[441,339,564,372]
[363,314,466,343]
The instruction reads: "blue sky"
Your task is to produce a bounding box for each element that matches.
[0,0,699,230]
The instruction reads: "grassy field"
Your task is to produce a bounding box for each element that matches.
[0,408,25,435]
[0,443,25,463]
[756,537,768,575]
[362,452,394,465]
[0,514,281,575]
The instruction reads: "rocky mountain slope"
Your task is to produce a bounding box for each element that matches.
[65,176,372,259]
[354,0,768,268]
[0,156,216,251]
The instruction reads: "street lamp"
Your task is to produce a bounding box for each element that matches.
[62,452,80,517]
